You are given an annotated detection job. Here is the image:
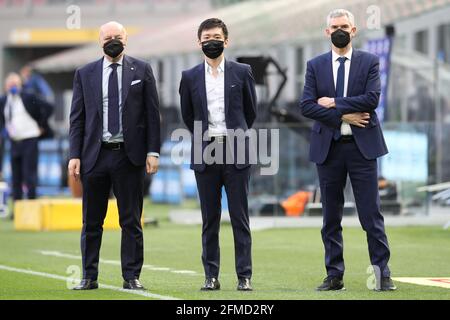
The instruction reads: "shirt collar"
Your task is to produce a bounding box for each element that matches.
[205,58,225,75]
[6,93,20,102]
[332,47,353,62]
[103,55,124,69]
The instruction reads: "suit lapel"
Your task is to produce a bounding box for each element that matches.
[121,55,136,109]
[347,49,361,97]
[195,59,228,121]
[90,58,104,119]
[325,51,336,97]
[224,59,231,116]
[194,63,208,120]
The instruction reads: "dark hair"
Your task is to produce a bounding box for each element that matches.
[197,18,228,40]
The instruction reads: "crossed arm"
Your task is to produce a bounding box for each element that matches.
[300,57,381,128]
[317,97,370,128]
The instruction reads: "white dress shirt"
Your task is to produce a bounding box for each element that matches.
[102,56,159,157]
[4,94,41,141]
[332,47,353,136]
[205,58,227,137]
[102,56,123,143]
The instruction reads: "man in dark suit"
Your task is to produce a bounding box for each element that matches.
[179,18,257,291]
[68,21,160,291]
[0,72,53,200]
[300,9,396,292]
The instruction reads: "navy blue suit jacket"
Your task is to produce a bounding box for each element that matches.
[179,60,257,172]
[0,92,54,139]
[69,55,161,174]
[300,49,388,164]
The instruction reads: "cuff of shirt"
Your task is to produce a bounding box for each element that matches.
[147,152,160,158]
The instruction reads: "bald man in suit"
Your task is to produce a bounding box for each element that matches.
[68,21,161,290]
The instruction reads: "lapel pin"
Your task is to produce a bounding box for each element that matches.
[131,67,135,71]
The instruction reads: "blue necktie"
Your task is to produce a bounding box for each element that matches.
[333,56,347,140]
[108,63,120,135]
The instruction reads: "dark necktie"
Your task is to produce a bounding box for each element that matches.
[108,63,120,135]
[333,56,347,140]
[7,99,13,123]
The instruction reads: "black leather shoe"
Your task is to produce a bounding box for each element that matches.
[375,277,397,291]
[72,279,98,290]
[316,276,345,291]
[123,279,145,290]
[201,278,220,291]
[237,278,253,291]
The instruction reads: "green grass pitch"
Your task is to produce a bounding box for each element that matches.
[0,201,449,300]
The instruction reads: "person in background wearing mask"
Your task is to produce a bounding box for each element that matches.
[179,18,257,291]
[300,9,396,292]
[68,21,161,291]
[0,72,53,201]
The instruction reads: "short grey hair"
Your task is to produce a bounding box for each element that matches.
[5,72,21,83]
[326,9,355,27]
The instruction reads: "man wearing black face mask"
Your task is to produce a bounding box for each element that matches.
[179,18,257,291]
[68,21,161,291]
[300,9,396,292]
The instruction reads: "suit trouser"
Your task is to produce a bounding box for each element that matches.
[80,147,145,281]
[194,140,252,279]
[316,139,391,278]
[10,137,39,200]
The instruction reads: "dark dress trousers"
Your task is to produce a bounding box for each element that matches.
[69,55,161,281]
[179,60,257,279]
[300,50,391,278]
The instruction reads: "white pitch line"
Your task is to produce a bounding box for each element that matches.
[0,264,178,300]
[37,250,197,275]
[393,277,450,289]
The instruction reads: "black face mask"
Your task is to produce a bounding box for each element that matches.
[201,40,224,59]
[331,29,351,48]
[103,39,124,58]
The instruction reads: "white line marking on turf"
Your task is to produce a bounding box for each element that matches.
[393,277,450,289]
[0,264,179,300]
[37,250,198,275]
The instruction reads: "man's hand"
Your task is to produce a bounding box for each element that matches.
[318,97,335,108]
[68,158,81,181]
[146,156,159,174]
[342,112,370,128]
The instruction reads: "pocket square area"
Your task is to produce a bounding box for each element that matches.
[131,80,142,86]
